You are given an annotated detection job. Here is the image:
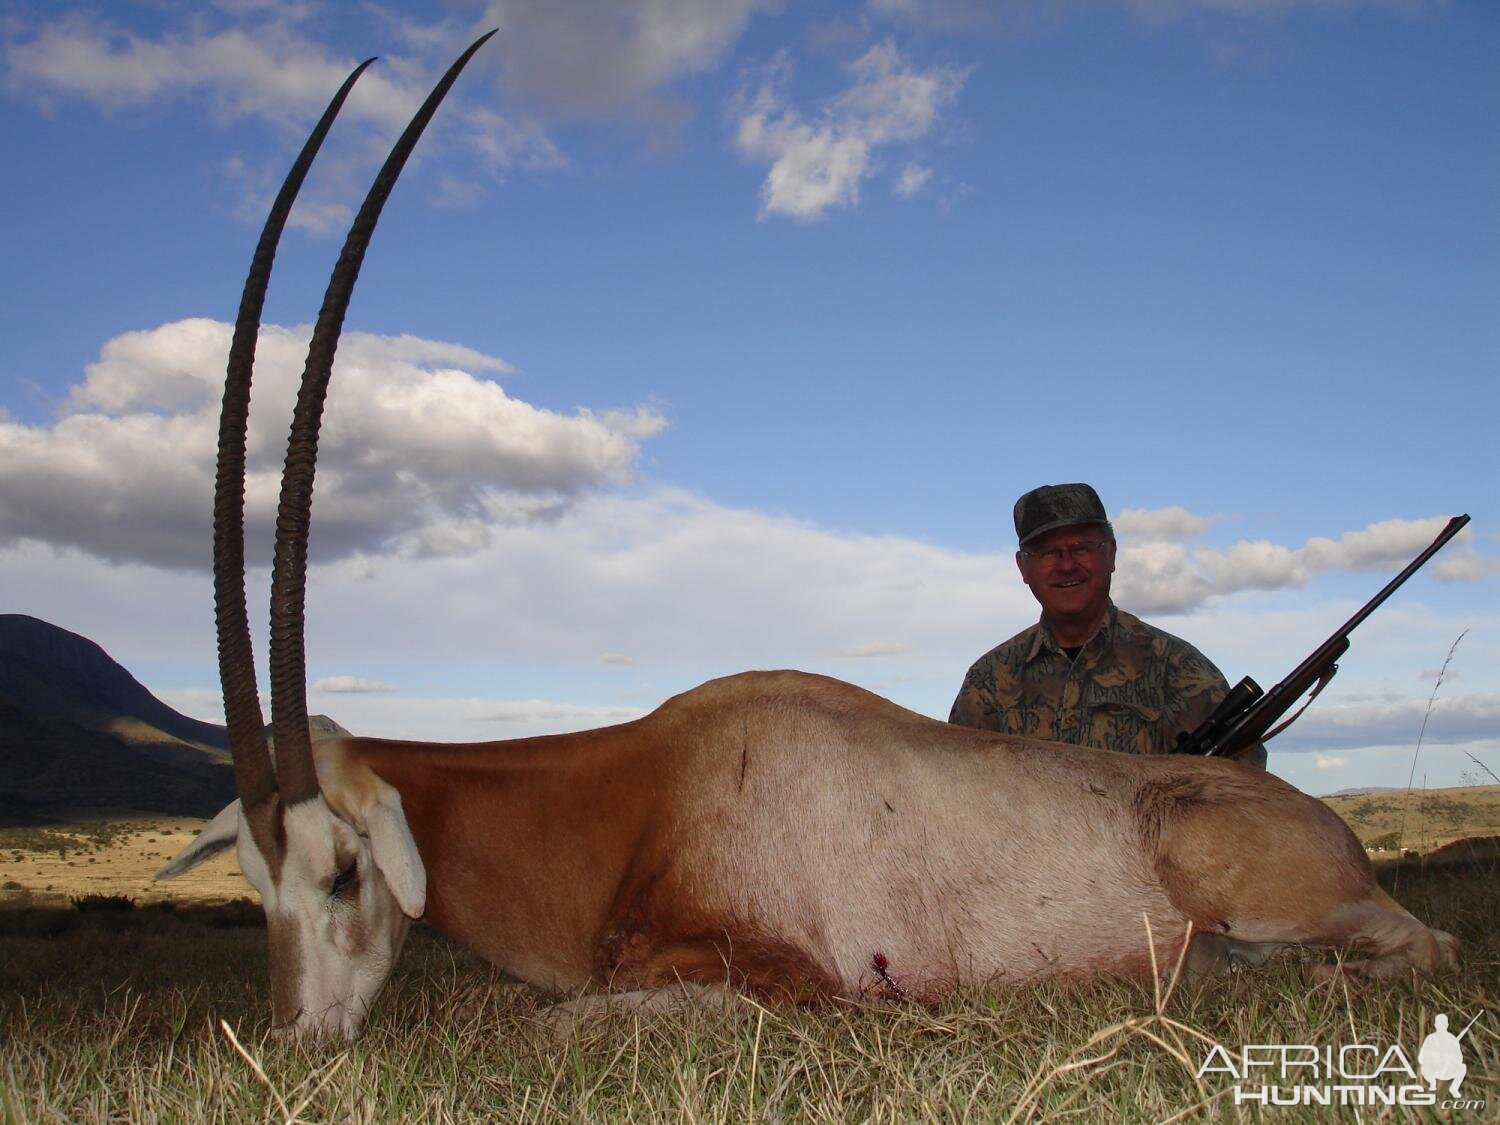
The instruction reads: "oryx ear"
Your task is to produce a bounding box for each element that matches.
[157,799,242,879]
[365,782,425,919]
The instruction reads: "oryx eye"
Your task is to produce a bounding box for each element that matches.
[331,860,358,898]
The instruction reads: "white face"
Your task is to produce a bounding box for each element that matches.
[238,799,412,1039]
[159,784,425,1040]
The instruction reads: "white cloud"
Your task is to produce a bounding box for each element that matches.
[3,10,563,222]
[1269,692,1500,752]
[469,699,647,725]
[1431,552,1500,582]
[260,487,1027,694]
[894,162,932,197]
[478,0,776,118]
[870,0,1416,30]
[0,319,665,568]
[4,14,415,129]
[3,484,1493,754]
[312,676,396,694]
[1114,505,1219,543]
[1314,754,1347,770]
[836,640,911,658]
[1111,507,1476,613]
[733,40,971,220]
[2,0,784,144]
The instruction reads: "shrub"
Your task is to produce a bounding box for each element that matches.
[71,893,137,913]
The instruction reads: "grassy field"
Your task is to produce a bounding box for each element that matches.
[1,842,1496,1120]
[1321,785,1500,855]
[0,813,242,906]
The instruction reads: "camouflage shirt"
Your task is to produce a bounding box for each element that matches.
[949,603,1266,767]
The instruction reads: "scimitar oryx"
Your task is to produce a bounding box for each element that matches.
[160,33,1458,1040]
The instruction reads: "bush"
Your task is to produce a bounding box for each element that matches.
[71,894,137,913]
[197,898,264,929]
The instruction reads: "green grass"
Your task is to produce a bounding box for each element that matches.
[1,861,1495,1123]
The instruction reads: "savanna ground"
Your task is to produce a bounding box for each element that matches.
[1,796,1496,1123]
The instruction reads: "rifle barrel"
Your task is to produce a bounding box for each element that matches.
[1179,514,1470,757]
[1323,515,1469,643]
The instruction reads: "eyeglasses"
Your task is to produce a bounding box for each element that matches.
[1021,540,1111,567]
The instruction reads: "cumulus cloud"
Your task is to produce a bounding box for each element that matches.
[2,1,782,169]
[1270,692,1500,753]
[1112,507,1477,613]
[1113,505,1219,543]
[6,13,416,129]
[471,699,648,725]
[283,487,1025,683]
[871,0,1412,30]
[1430,552,1500,582]
[870,0,997,27]
[836,640,910,658]
[478,0,775,118]
[894,162,932,198]
[313,675,396,694]
[732,40,970,220]
[3,9,563,221]
[4,484,1492,749]
[0,319,665,569]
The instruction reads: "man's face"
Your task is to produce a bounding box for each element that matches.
[1015,524,1116,634]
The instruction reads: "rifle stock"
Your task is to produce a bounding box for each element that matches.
[1175,515,1470,759]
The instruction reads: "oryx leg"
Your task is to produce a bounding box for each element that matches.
[1182,932,1295,978]
[540,983,754,1040]
[1304,887,1460,981]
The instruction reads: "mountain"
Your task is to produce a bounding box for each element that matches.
[0,697,236,823]
[0,614,345,823]
[0,614,229,767]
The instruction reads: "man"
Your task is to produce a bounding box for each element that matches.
[950,482,1265,768]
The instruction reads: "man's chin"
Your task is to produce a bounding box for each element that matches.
[1044,595,1107,627]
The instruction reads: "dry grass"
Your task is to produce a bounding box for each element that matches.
[0,814,243,906]
[2,857,1495,1123]
[1322,785,1500,855]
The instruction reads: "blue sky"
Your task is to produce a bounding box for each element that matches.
[2,0,1496,796]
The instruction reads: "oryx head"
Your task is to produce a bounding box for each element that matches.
[158,32,495,1039]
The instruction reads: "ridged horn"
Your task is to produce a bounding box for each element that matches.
[267,30,498,805]
[216,58,376,814]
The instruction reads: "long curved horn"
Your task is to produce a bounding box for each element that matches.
[268,30,498,805]
[216,58,376,814]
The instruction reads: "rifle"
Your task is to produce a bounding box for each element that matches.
[1174,514,1470,758]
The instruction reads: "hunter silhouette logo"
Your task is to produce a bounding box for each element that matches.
[1420,1011,1481,1098]
[1197,1010,1487,1110]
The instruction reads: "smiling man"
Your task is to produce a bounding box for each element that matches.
[949,483,1265,768]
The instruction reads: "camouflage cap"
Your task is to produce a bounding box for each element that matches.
[1013,483,1111,545]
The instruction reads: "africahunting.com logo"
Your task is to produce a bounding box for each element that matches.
[1197,1010,1486,1110]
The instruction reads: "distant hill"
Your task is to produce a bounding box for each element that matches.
[1322,786,1407,798]
[1320,785,1500,854]
[0,697,236,823]
[0,614,229,766]
[0,614,344,824]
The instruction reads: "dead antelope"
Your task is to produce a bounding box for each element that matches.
[160,35,1457,1039]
